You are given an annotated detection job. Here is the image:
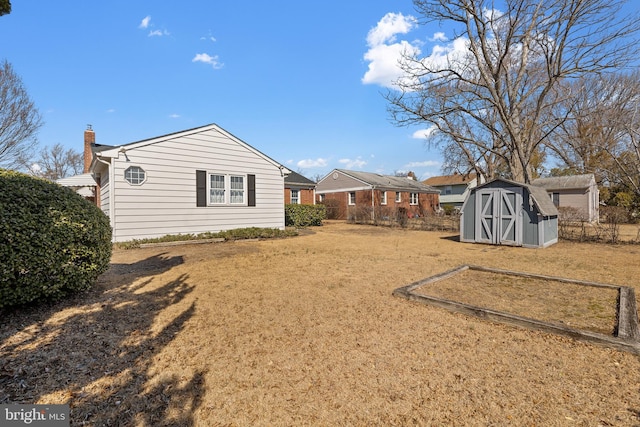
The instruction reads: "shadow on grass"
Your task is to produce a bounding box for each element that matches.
[0,253,204,426]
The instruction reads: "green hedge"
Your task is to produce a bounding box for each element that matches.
[0,169,112,308]
[285,204,326,227]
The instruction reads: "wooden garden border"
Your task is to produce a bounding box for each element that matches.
[393,265,640,354]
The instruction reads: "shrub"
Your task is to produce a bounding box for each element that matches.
[441,204,456,216]
[285,204,326,227]
[0,169,112,308]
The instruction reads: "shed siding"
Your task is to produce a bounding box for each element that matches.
[521,195,539,247]
[108,128,284,242]
[460,191,476,241]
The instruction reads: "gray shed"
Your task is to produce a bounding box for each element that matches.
[460,178,559,248]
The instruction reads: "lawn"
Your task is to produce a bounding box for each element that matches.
[1,221,640,426]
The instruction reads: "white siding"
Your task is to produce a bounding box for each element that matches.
[109,127,285,242]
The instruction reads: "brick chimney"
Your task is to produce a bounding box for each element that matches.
[84,125,95,173]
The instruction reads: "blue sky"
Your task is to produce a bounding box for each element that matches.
[0,1,465,180]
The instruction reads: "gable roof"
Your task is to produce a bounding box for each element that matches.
[285,171,316,187]
[91,123,290,173]
[475,178,558,217]
[424,173,477,186]
[531,174,595,190]
[333,169,439,193]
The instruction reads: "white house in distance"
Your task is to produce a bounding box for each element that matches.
[83,123,290,242]
[531,174,599,222]
[423,173,484,210]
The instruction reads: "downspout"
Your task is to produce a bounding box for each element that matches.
[95,154,115,241]
[371,186,375,221]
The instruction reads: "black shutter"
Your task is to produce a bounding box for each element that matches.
[248,174,256,207]
[196,170,206,207]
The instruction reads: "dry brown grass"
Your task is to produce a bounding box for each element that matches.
[2,221,640,426]
[414,268,620,335]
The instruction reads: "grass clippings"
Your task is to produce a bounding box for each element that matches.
[1,221,640,426]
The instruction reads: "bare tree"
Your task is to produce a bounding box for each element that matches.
[386,0,640,183]
[547,71,640,199]
[0,60,43,168]
[21,143,83,181]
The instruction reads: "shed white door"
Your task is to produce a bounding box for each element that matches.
[475,188,522,245]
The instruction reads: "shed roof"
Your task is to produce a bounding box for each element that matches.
[476,178,558,217]
[423,173,477,186]
[531,174,594,190]
[335,169,439,193]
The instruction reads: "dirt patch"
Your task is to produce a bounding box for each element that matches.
[2,221,640,426]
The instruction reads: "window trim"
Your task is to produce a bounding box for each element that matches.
[290,189,300,204]
[348,192,356,205]
[124,166,146,186]
[395,192,401,202]
[410,192,419,205]
[381,191,387,205]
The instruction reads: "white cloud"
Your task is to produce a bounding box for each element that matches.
[149,29,170,37]
[366,12,417,46]
[139,16,151,29]
[338,157,367,169]
[362,12,420,88]
[106,108,116,113]
[411,126,437,139]
[422,36,470,74]
[297,158,328,168]
[192,53,224,69]
[169,114,180,119]
[363,12,473,89]
[404,160,440,168]
[429,32,448,42]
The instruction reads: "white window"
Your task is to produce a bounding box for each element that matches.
[208,173,246,205]
[230,176,245,204]
[395,192,401,202]
[209,174,225,204]
[445,185,452,195]
[291,189,299,204]
[124,166,146,185]
[348,192,356,205]
[410,193,419,205]
[381,191,387,205]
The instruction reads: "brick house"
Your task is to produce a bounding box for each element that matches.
[315,169,440,220]
[284,171,316,205]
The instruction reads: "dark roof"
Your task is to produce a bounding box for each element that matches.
[475,178,558,217]
[337,169,439,193]
[285,171,316,186]
[531,174,595,190]
[423,173,477,186]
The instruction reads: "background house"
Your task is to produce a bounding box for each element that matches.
[531,174,599,222]
[85,123,289,242]
[316,169,439,220]
[423,173,484,210]
[284,171,316,205]
[460,178,558,248]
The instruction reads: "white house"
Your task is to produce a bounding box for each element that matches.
[85,123,290,242]
[531,174,599,222]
